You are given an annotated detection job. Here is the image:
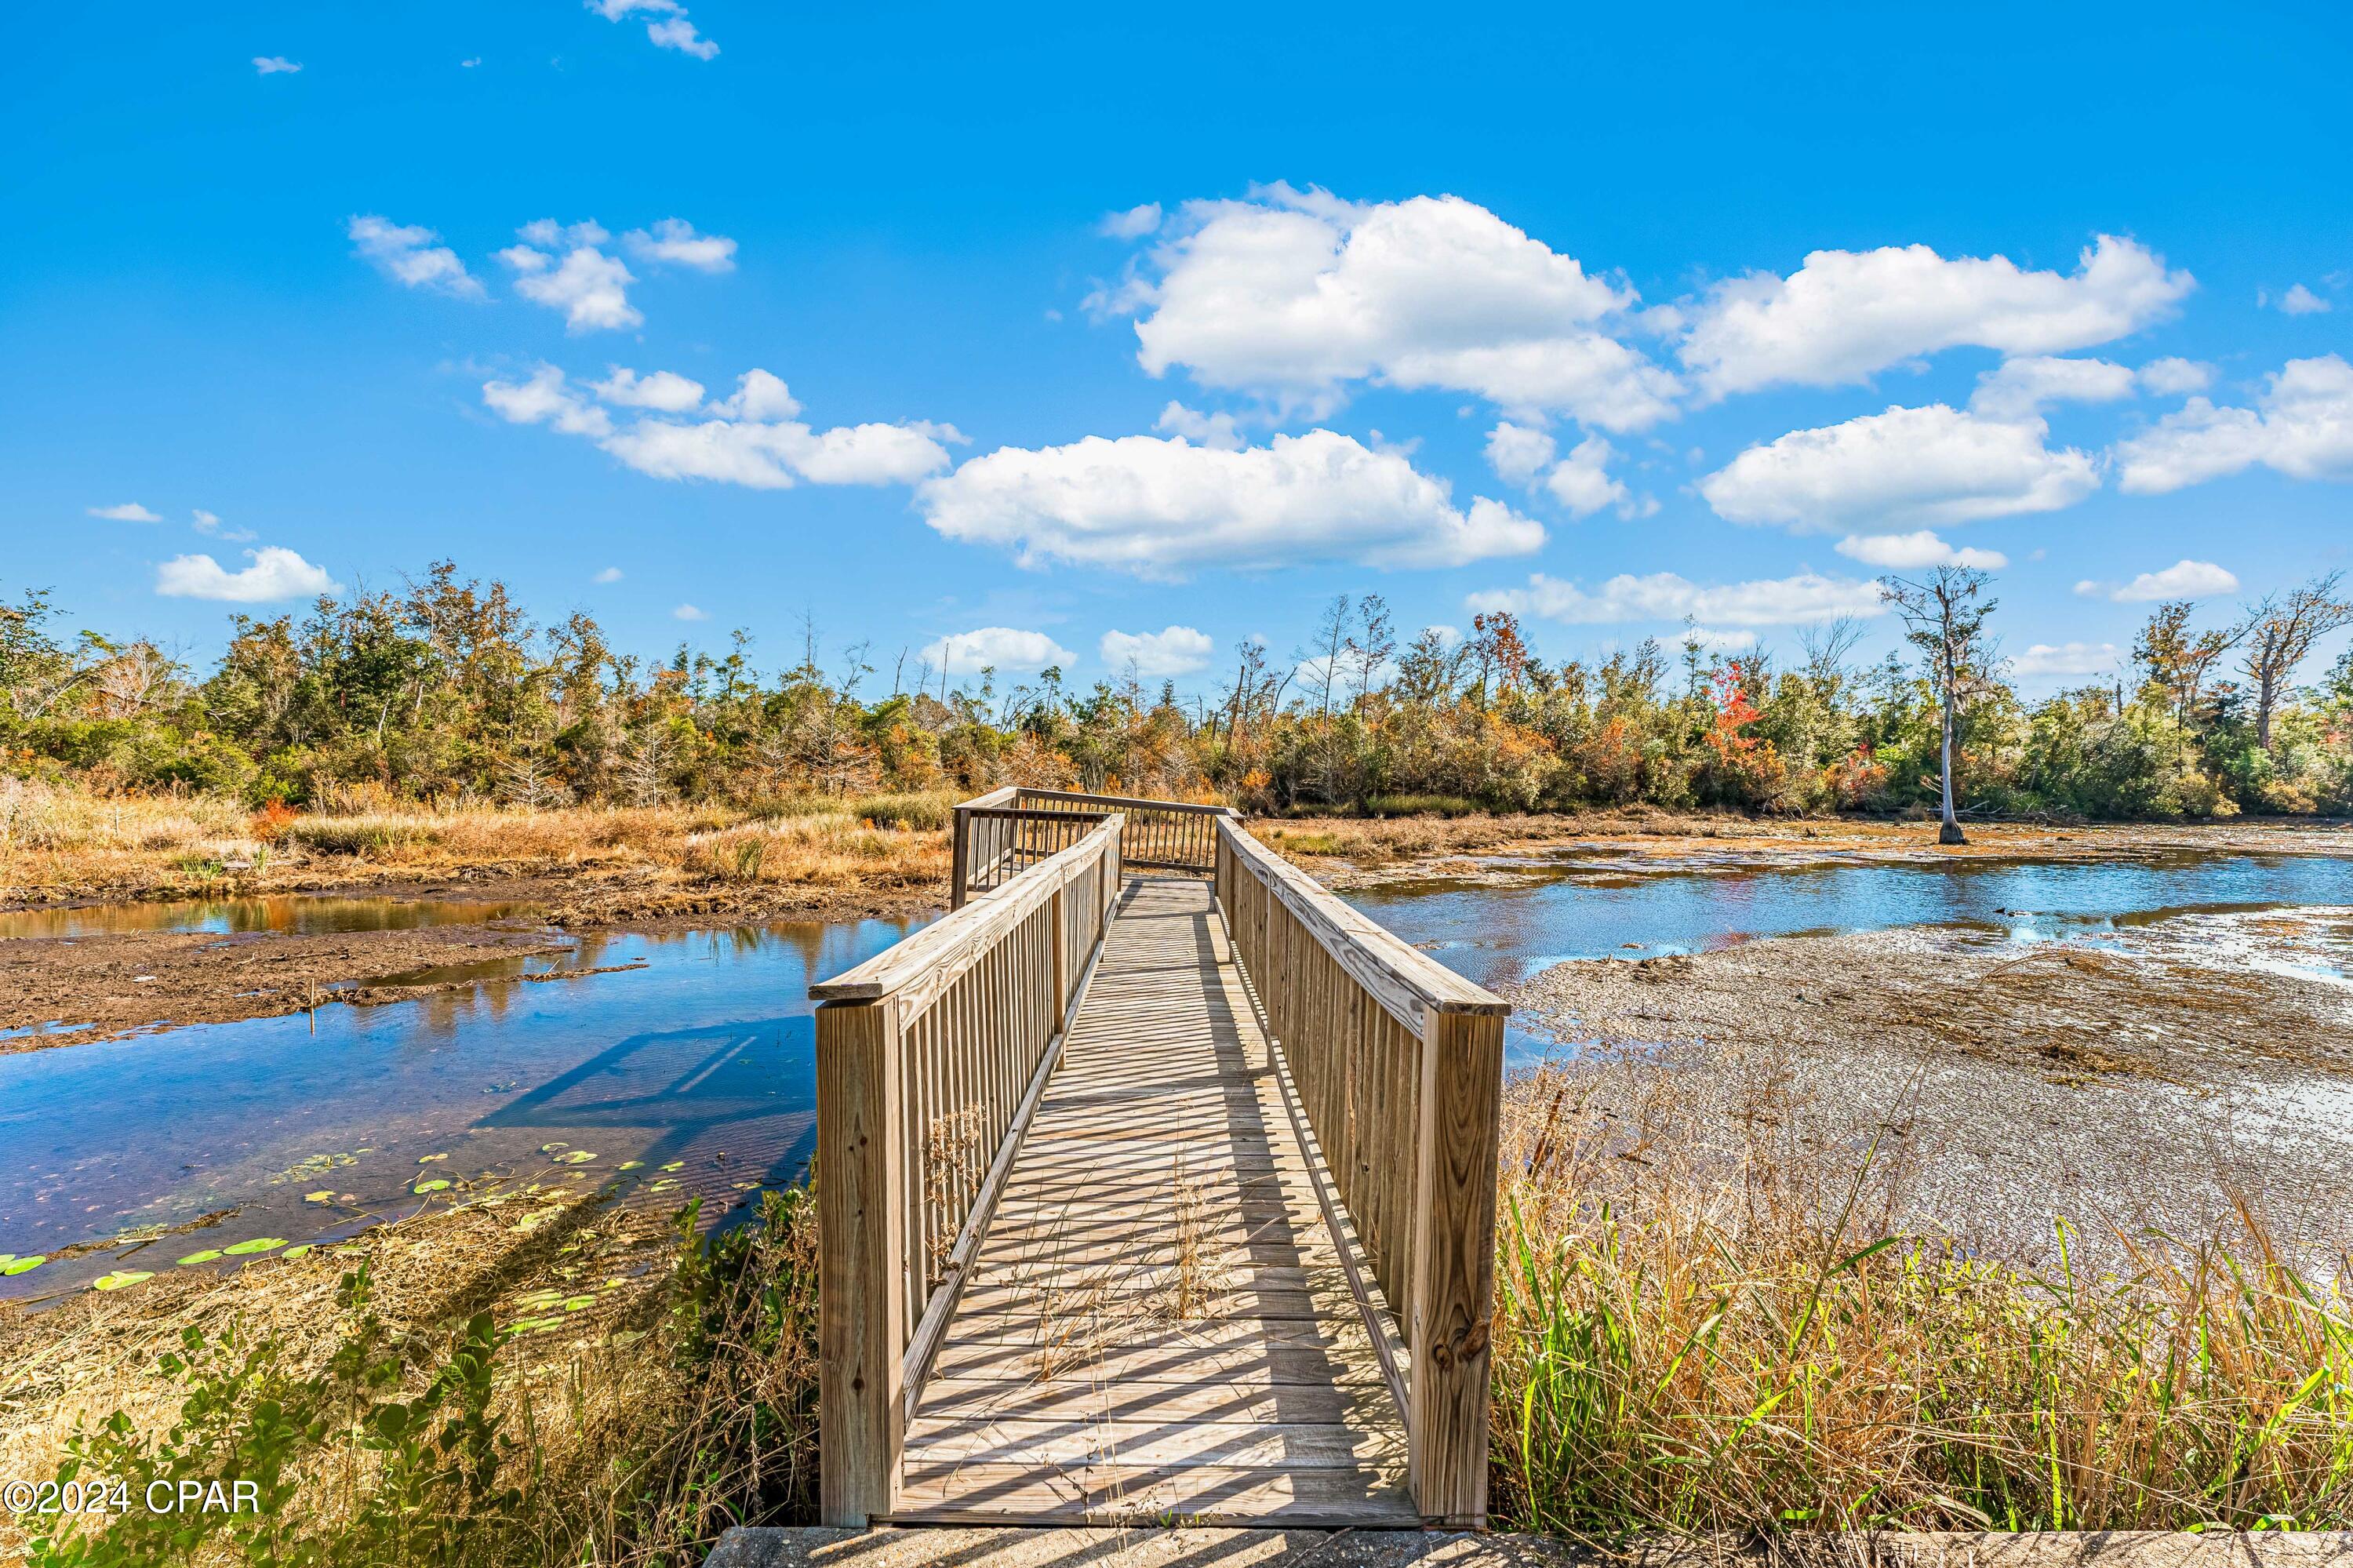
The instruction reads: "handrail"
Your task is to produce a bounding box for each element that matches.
[949,787,1236,904]
[1213,815,1505,1527]
[814,814,1124,1524]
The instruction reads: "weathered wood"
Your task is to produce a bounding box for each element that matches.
[891,1461,1417,1526]
[816,998,904,1525]
[1406,1006,1505,1527]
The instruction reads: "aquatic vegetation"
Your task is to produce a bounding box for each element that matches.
[556,1150,598,1164]
[90,1270,153,1291]
[2,1255,46,1275]
[176,1249,222,1266]
[413,1179,451,1194]
[221,1237,287,1256]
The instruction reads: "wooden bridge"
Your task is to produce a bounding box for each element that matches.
[809,789,1508,1530]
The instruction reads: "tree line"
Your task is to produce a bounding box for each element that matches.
[3,560,2348,821]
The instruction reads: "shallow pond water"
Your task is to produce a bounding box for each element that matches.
[0,916,923,1298]
[0,894,536,940]
[5,847,2348,1297]
[1350,849,2353,1059]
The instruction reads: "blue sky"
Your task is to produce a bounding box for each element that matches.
[5,1,2349,695]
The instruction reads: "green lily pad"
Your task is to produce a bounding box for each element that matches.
[304,1190,336,1203]
[416,1153,447,1163]
[658,1161,684,1172]
[0,1253,14,1266]
[2,1256,48,1276]
[413,1179,451,1194]
[557,1151,597,1164]
[648,1178,679,1193]
[282,1245,313,1260]
[223,1238,286,1257]
[177,1250,223,1266]
[93,1271,155,1291]
[616,1161,644,1171]
[540,1142,569,1153]
[562,1295,596,1311]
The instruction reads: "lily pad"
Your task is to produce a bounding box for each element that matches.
[2,1256,48,1276]
[616,1161,644,1171]
[0,1253,13,1266]
[304,1190,336,1203]
[93,1271,155,1291]
[176,1250,223,1266]
[658,1161,684,1173]
[416,1153,448,1163]
[562,1295,596,1311]
[282,1245,314,1261]
[540,1142,569,1153]
[413,1179,451,1194]
[223,1238,287,1257]
[557,1151,597,1164]
[647,1178,680,1193]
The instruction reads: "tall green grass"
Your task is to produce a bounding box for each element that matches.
[1490,1068,2353,1535]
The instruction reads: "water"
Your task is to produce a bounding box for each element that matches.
[5,847,2348,1297]
[1350,849,2353,1059]
[0,918,924,1298]
[0,894,536,940]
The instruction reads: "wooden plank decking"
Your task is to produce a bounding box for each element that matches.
[895,877,1417,1526]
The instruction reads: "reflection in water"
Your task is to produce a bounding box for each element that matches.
[0,916,925,1297]
[1348,851,2353,1060]
[0,895,538,940]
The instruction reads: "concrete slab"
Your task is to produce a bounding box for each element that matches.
[705,1526,2353,1568]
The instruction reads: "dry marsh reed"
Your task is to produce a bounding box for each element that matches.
[1489,1058,2353,1536]
[0,777,953,902]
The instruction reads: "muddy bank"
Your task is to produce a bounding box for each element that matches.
[1289,813,2353,890]
[0,871,940,1051]
[1509,906,2353,1267]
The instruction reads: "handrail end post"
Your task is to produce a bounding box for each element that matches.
[816,997,906,1525]
[1406,1004,1505,1529]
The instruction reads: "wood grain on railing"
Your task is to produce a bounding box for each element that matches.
[812,814,1124,1524]
[1212,817,1506,1527]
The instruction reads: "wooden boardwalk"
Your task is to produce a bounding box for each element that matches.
[896,878,1417,1526]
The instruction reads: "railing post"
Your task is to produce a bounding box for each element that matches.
[1406,1005,1505,1527]
[817,997,907,1525]
[948,806,969,911]
[1049,884,1067,1029]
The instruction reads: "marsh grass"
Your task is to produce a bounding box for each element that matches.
[0,779,951,903]
[0,1189,820,1568]
[1489,1060,2353,1536]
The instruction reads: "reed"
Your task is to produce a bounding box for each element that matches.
[1489,1060,2353,1536]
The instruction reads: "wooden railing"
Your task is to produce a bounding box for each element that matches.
[1213,817,1509,1527]
[951,786,1235,906]
[809,813,1125,1523]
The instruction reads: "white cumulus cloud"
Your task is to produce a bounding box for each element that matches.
[348,215,486,300]
[1679,235,2192,398]
[1100,203,1162,239]
[2137,357,2215,396]
[1539,435,1635,518]
[1482,421,1555,486]
[672,602,708,621]
[156,547,338,603]
[587,0,718,58]
[483,365,959,489]
[915,429,1544,577]
[1968,355,2138,421]
[253,56,301,75]
[2112,355,2353,493]
[922,628,1075,676]
[623,218,736,272]
[1835,531,2009,569]
[1153,402,1243,450]
[499,220,638,332]
[1467,570,1886,628]
[2013,642,2121,679]
[89,502,162,522]
[1100,625,1214,677]
[593,566,624,583]
[2278,283,2331,315]
[590,366,707,411]
[1700,403,2098,530]
[1111,185,1678,430]
[2083,559,2242,602]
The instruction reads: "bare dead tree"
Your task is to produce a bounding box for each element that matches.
[1879,566,1998,846]
[2239,572,2351,751]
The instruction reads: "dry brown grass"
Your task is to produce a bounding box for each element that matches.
[1489,1053,2353,1534]
[0,778,952,906]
